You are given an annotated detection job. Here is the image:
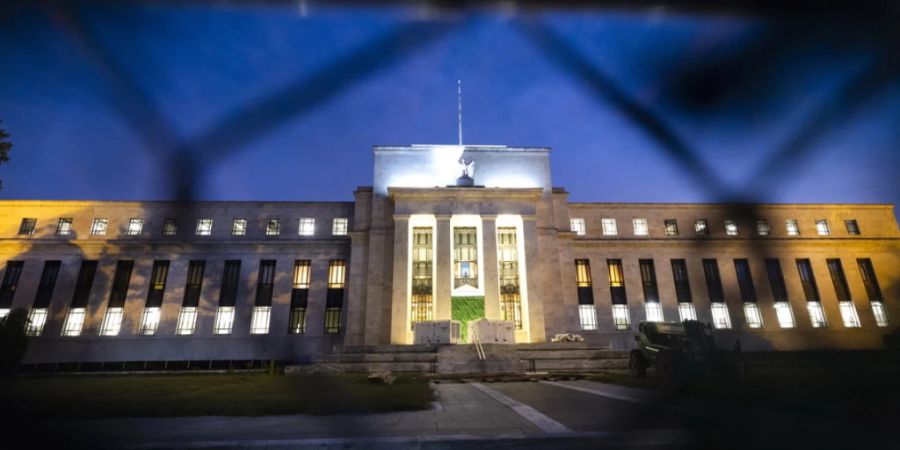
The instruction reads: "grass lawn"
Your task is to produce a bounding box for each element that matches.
[0,373,434,419]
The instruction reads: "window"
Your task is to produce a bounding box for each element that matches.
[139,307,161,335]
[611,304,631,330]
[735,259,761,328]
[163,218,178,236]
[176,307,198,335]
[755,220,770,236]
[796,259,820,302]
[453,227,479,290]
[774,302,795,328]
[664,219,678,236]
[607,259,626,304]
[858,259,887,327]
[743,303,763,329]
[871,302,889,327]
[826,259,859,328]
[18,218,37,236]
[639,259,662,322]
[265,219,281,236]
[291,260,311,334]
[601,218,617,236]
[62,308,86,337]
[1,261,25,313]
[575,259,595,326]
[232,218,247,236]
[694,219,708,235]
[213,307,235,335]
[497,227,522,329]
[710,303,732,329]
[807,302,827,328]
[298,218,315,236]
[570,218,586,236]
[411,228,434,327]
[289,307,307,334]
[219,260,241,310]
[90,218,108,236]
[815,219,830,236]
[69,261,97,313]
[578,304,597,330]
[332,218,348,236]
[645,303,664,322]
[702,259,724,303]
[785,219,800,236]
[325,260,346,334]
[56,218,73,236]
[838,302,861,328]
[250,306,271,334]
[126,218,143,236]
[33,261,61,313]
[143,261,169,333]
[633,218,649,236]
[26,308,48,336]
[100,308,124,336]
[678,302,697,321]
[724,220,738,236]
[671,259,692,303]
[196,218,213,236]
[845,220,860,235]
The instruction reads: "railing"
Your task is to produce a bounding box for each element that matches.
[470,326,486,373]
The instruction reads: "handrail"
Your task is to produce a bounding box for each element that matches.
[471,327,485,361]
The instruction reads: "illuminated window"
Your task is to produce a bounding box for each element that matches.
[26,308,48,336]
[175,307,198,335]
[453,227,479,290]
[774,302,795,328]
[785,219,800,236]
[679,303,697,321]
[601,218,617,236]
[90,218,108,236]
[498,227,522,329]
[639,259,661,322]
[607,259,626,304]
[633,218,649,236]
[62,308,85,337]
[332,218,348,236]
[2,262,25,315]
[838,301,861,328]
[232,218,247,236]
[743,303,763,329]
[845,220,860,235]
[18,218,37,236]
[871,302,889,327]
[289,308,307,334]
[578,304,597,330]
[32,261,61,325]
[815,219,830,236]
[100,307,124,336]
[645,303,664,322]
[612,304,630,330]
[570,218,586,236]
[755,220,770,236]
[807,302,827,328]
[291,262,310,333]
[695,219,708,235]
[710,303,732,329]
[0,309,8,319]
[126,218,144,236]
[196,218,213,236]
[56,218,73,236]
[163,218,178,236]
[213,306,235,335]
[725,220,738,236]
[265,219,281,236]
[298,218,315,236]
[250,306,271,334]
[664,219,678,236]
[325,260,346,334]
[139,307,161,335]
[293,260,311,289]
[411,228,434,328]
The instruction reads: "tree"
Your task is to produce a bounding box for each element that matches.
[0,308,28,375]
[0,121,11,190]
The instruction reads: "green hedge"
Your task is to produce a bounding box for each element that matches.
[451,296,484,342]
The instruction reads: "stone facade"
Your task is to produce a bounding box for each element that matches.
[1,145,898,366]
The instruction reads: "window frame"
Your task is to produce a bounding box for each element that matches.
[332,218,349,236]
[56,218,73,236]
[600,218,617,236]
[90,218,108,236]
[232,218,247,236]
[298,217,316,236]
[18,218,37,236]
[196,218,213,236]
[126,218,144,236]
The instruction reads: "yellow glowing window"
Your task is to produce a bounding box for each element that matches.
[575,259,592,287]
[328,260,346,288]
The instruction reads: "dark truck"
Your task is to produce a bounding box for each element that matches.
[629,320,742,382]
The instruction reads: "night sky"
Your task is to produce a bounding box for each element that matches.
[1,3,898,215]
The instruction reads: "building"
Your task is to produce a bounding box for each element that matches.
[1,144,898,367]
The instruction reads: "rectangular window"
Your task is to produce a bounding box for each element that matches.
[99,307,124,336]
[570,218,586,236]
[139,307,161,335]
[497,227,522,329]
[289,307,307,334]
[325,260,346,334]
[845,220,860,235]
[62,308,86,337]
[126,218,143,236]
[807,302,827,328]
[250,306,271,334]
[196,218,213,236]
[255,260,276,309]
[26,308,48,336]
[232,218,247,236]
[765,259,788,303]
[33,260,61,310]
[664,219,678,236]
[710,303,732,329]
[213,306,235,335]
[290,260,311,334]
[785,219,800,236]
[163,218,178,236]
[678,302,697,321]
[108,260,134,308]
[871,302,889,327]
[453,227,479,290]
[815,219,830,236]
[838,301,861,328]
[671,259,692,303]
[725,220,738,236]
[826,259,851,302]
[645,303,664,322]
[219,260,241,308]
[293,260,311,289]
[332,218,348,236]
[702,259,724,303]
[639,259,659,303]
[90,218,108,236]
[734,259,757,302]
[796,259,820,302]
[774,302,796,328]
[411,228,434,327]
[611,304,631,330]
[743,303,763,329]
[19,218,38,236]
[298,218,315,236]
[56,218,73,236]
[578,304,597,330]
[575,259,595,309]
[607,259,627,304]
[633,218,649,236]
[695,219,708,235]
[145,260,170,310]
[601,218,617,236]
[183,260,205,309]
[857,259,887,326]
[0,261,22,311]
[175,307,198,335]
[75,266,106,311]
[755,220,770,236]
[265,219,281,236]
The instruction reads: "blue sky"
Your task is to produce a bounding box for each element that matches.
[1,3,897,214]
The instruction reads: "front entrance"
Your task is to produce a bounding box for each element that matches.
[451,296,484,342]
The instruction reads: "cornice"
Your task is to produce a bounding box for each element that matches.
[387,187,544,201]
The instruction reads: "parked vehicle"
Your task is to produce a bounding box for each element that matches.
[629,320,740,383]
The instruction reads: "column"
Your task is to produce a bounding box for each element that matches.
[390,215,410,344]
[434,215,452,321]
[522,216,545,342]
[481,215,500,321]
